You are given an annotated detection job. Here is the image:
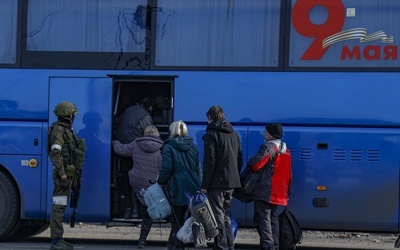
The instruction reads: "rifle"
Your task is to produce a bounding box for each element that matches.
[70,170,82,228]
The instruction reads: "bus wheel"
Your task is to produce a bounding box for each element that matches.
[0,171,20,240]
[9,220,50,239]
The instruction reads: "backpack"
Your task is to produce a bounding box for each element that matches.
[189,192,219,240]
[192,221,208,248]
[140,183,172,220]
[279,207,303,249]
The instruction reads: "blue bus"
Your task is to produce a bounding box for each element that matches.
[1,0,400,240]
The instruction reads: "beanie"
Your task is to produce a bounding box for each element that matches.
[265,123,283,139]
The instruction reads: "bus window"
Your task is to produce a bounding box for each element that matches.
[155,0,281,67]
[26,0,149,53]
[0,0,18,64]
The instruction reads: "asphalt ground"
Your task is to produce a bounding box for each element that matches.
[0,222,398,249]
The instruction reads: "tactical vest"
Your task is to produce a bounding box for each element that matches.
[47,123,86,171]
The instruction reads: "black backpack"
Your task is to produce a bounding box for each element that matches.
[279,207,303,249]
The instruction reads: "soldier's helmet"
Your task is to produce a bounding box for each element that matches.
[54,101,78,117]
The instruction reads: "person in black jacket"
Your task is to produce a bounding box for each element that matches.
[201,106,243,250]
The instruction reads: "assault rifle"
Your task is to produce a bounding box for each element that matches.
[70,170,82,228]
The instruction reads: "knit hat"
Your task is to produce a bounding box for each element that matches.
[265,123,283,139]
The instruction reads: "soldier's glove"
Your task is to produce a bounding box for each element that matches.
[60,178,69,188]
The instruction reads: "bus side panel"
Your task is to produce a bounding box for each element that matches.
[187,125,250,226]
[285,126,399,232]
[173,71,400,126]
[48,77,113,222]
[0,122,44,219]
[0,69,49,120]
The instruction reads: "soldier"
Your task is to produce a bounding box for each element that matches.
[47,101,86,250]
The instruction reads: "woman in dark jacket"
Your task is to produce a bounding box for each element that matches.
[112,125,164,249]
[158,120,202,250]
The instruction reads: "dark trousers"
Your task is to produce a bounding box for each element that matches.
[138,202,150,218]
[169,205,188,250]
[50,171,72,239]
[254,200,279,250]
[119,157,133,211]
[208,188,234,250]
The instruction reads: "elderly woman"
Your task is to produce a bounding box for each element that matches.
[158,120,202,250]
[112,125,164,249]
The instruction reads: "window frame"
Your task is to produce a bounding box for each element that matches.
[20,0,152,70]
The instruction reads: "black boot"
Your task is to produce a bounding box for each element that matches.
[131,193,139,218]
[138,218,153,248]
[167,232,175,250]
[124,208,132,219]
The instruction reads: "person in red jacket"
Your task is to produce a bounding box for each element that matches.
[247,123,292,250]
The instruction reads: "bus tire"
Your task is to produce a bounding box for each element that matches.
[9,220,50,239]
[0,171,20,241]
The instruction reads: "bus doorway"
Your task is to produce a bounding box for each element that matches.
[111,76,175,220]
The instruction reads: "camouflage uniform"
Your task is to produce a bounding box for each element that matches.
[47,102,86,250]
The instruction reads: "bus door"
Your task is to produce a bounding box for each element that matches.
[49,77,113,222]
[110,75,175,221]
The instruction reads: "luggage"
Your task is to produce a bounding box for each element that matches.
[235,142,283,202]
[140,183,172,220]
[192,221,208,248]
[279,207,303,250]
[189,192,219,240]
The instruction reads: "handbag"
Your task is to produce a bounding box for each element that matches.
[235,142,282,199]
[238,166,264,195]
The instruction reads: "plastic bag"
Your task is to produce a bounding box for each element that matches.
[177,217,194,244]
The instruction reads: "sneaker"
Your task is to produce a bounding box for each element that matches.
[60,239,73,249]
[50,240,73,250]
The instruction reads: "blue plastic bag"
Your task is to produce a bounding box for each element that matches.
[230,213,238,239]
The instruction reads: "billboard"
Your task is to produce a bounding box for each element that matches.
[289,0,399,68]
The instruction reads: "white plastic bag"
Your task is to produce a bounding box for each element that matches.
[177,217,194,244]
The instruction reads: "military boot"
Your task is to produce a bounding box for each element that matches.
[138,218,153,248]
